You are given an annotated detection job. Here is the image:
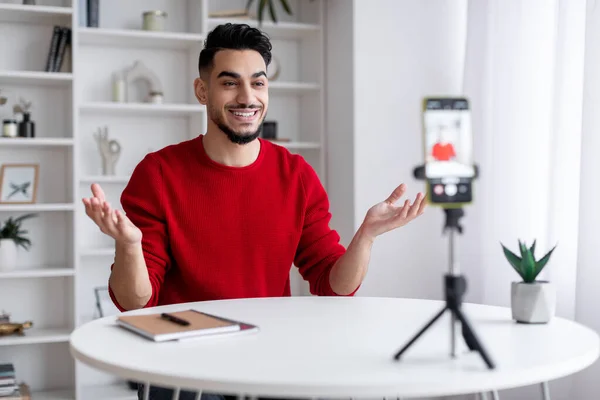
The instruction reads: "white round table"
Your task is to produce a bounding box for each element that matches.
[69,296,599,399]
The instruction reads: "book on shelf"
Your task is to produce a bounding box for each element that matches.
[44,26,71,73]
[0,363,23,398]
[0,383,30,400]
[116,309,259,342]
[79,0,99,27]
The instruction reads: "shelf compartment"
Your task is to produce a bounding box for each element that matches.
[80,175,130,184]
[79,102,205,117]
[0,328,71,346]
[0,203,74,212]
[0,266,74,279]
[30,389,75,400]
[0,3,72,24]
[207,18,320,40]
[268,141,321,149]
[83,383,138,400]
[269,81,320,94]
[0,138,74,147]
[80,247,115,257]
[0,70,72,86]
[79,27,204,50]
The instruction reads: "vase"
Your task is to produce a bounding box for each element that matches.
[0,239,17,272]
[511,281,556,323]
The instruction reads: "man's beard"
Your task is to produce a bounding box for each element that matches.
[210,105,263,145]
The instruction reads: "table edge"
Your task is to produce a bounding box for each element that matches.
[69,340,600,398]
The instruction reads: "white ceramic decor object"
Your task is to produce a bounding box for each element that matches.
[511,281,556,323]
[0,239,17,271]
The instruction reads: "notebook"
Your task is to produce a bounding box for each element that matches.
[116,309,250,342]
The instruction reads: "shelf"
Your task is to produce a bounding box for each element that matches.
[0,3,72,24]
[79,27,204,50]
[80,247,114,257]
[0,138,74,147]
[207,18,320,40]
[269,81,320,94]
[0,70,73,86]
[80,175,130,184]
[79,102,205,117]
[0,328,71,346]
[31,389,74,400]
[268,141,321,149]
[0,203,74,212]
[0,267,74,279]
[83,383,138,400]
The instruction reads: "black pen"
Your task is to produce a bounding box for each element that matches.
[161,313,190,326]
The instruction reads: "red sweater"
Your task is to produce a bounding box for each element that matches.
[109,135,355,311]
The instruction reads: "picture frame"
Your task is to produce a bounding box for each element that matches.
[94,286,120,318]
[0,163,39,204]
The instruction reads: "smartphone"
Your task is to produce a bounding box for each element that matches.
[422,97,475,206]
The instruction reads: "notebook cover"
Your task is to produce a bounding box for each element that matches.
[117,310,241,342]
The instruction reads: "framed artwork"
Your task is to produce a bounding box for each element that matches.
[94,287,120,318]
[0,164,39,204]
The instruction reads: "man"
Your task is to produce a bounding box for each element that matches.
[82,23,425,400]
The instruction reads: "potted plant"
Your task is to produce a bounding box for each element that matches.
[0,213,36,272]
[501,239,557,324]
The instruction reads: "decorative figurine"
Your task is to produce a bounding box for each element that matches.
[93,126,121,176]
[0,310,9,323]
[0,320,32,336]
[113,60,164,103]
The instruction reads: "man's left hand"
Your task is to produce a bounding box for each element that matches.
[359,183,426,241]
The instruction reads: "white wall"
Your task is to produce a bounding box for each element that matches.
[326,0,468,300]
[572,0,600,396]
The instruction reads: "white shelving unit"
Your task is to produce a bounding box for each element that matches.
[0,0,325,398]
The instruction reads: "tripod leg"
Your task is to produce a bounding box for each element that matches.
[453,307,496,369]
[394,306,447,360]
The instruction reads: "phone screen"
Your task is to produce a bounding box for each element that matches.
[423,98,474,179]
[422,97,475,205]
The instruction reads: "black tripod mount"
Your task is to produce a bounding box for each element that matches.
[392,166,495,370]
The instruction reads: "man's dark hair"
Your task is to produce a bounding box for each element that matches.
[198,23,272,79]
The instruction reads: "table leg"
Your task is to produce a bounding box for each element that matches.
[541,381,550,400]
[142,381,150,400]
[171,387,181,400]
[490,390,500,400]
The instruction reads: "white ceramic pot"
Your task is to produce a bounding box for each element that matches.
[511,281,556,323]
[0,239,17,272]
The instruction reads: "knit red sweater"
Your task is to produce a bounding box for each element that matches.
[109,135,355,311]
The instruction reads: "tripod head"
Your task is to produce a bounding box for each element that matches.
[443,208,464,234]
[413,163,478,236]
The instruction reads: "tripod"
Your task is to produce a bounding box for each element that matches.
[393,207,495,369]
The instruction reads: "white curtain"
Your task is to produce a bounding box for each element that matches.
[461,0,598,398]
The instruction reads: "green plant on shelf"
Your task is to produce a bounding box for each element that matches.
[246,0,315,25]
[0,213,37,250]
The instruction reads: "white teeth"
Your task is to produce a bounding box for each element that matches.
[233,111,255,117]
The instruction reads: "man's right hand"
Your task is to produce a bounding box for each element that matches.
[82,183,142,245]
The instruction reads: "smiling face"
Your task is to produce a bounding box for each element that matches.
[195,49,269,145]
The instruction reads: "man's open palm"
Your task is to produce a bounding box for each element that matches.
[82,183,142,245]
[362,184,426,239]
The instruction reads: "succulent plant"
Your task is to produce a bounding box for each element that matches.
[0,213,37,250]
[501,239,557,283]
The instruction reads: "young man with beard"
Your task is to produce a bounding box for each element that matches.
[82,23,426,400]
